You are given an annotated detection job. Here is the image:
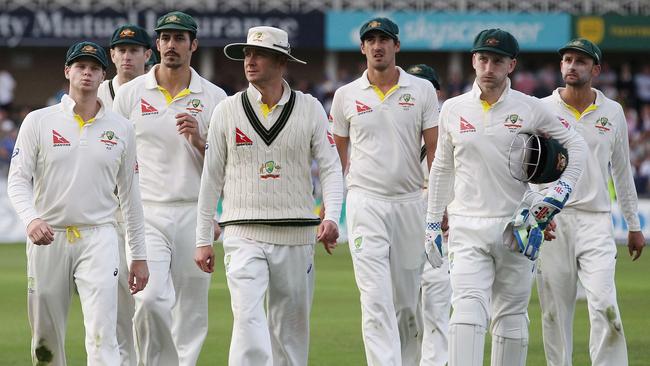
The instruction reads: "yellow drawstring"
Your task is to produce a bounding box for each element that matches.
[66,226,81,243]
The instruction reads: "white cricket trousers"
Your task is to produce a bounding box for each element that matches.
[346,189,426,366]
[133,202,211,366]
[27,224,120,366]
[116,222,136,366]
[418,259,451,366]
[447,215,534,366]
[223,236,315,366]
[536,211,627,366]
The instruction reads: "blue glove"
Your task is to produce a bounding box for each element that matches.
[424,222,444,269]
[530,180,572,230]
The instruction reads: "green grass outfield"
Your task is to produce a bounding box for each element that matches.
[0,243,648,365]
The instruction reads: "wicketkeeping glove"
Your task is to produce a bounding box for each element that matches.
[503,190,546,261]
[529,180,572,230]
[424,222,444,269]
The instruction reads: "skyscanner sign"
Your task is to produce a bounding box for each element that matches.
[326,11,571,51]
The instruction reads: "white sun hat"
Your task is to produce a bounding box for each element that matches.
[223,26,306,64]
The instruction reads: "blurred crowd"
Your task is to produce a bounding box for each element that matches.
[2,61,650,194]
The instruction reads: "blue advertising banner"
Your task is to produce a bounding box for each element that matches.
[326,11,571,51]
[0,9,323,48]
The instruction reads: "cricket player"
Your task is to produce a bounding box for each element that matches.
[7,41,148,365]
[535,38,645,366]
[97,23,152,366]
[195,25,343,366]
[112,12,227,365]
[425,29,587,366]
[330,18,439,366]
[406,64,452,366]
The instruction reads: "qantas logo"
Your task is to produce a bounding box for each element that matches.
[355,100,372,115]
[141,99,158,115]
[235,128,253,146]
[557,116,571,129]
[459,117,476,133]
[52,130,71,146]
[327,131,336,146]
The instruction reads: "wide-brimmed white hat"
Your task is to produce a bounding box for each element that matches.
[224,26,306,64]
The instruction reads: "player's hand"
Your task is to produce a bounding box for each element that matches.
[628,231,645,261]
[195,245,216,273]
[213,220,222,241]
[176,113,204,151]
[441,210,449,238]
[543,219,557,241]
[26,218,55,245]
[317,220,339,255]
[424,222,444,269]
[129,260,149,295]
[530,180,571,230]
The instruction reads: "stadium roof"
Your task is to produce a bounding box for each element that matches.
[2,0,650,14]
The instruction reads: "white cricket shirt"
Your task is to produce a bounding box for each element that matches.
[112,65,227,203]
[330,67,439,197]
[97,78,123,111]
[539,88,640,230]
[7,95,146,259]
[427,79,587,222]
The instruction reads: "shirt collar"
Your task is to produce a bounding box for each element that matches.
[470,77,512,105]
[60,94,106,120]
[552,87,605,108]
[144,65,203,93]
[246,79,292,106]
[358,66,410,89]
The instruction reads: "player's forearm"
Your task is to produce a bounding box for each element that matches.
[7,177,39,230]
[195,176,223,247]
[195,137,226,247]
[333,135,349,175]
[317,153,344,224]
[118,172,147,260]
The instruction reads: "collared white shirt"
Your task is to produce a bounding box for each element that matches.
[113,65,227,204]
[330,67,439,197]
[97,77,123,110]
[427,79,587,222]
[538,88,640,230]
[7,95,146,258]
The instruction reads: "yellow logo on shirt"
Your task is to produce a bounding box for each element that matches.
[186,98,204,115]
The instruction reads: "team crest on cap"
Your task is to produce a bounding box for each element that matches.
[260,160,281,179]
[408,66,422,73]
[485,38,500,46]
[568,40,584,47]
[82,45,97,54]
[120,29,135,38]
[368,21,381,28]
[252,32,265,42]
[504,114,523,131]
[165,15,180,23]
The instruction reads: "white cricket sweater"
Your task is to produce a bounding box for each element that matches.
[196,82,344,246]
[427,79,587,222]
[537,88,640,231]
[7,95,146,259]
